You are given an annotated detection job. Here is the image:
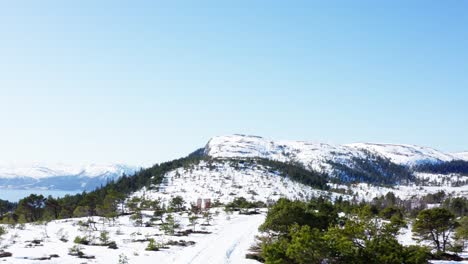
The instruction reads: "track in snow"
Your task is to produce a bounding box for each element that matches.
[171,214,265,264]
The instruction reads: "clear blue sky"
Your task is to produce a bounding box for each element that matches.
[0,1,467,166]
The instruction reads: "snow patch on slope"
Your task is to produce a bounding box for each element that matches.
[455,151,468,161]
[347,143,456,165]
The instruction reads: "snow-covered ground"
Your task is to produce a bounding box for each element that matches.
[1,210,265,264]
[2,210,465,264]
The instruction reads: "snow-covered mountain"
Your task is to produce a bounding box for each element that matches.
[0,163,138,191]
[129,135,468,208]
[205,134,467,169]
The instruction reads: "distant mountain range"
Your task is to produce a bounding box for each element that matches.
[0,163,138,191]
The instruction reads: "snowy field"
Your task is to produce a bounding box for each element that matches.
[1,210,265,264]
[1,208,466,263]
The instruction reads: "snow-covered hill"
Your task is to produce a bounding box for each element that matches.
[131,158,466,209]
[132,160,335,207]
[205,134,465,168]
[0,163,138,191]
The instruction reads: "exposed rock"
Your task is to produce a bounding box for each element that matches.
[167,240,196,247]
[0,251,12,258]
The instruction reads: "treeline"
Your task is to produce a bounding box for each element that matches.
[413,160,468,175]
[329,151,414,185]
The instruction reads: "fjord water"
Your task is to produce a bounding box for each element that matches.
[0,188,82,202]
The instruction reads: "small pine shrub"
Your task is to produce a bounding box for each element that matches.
[99,231,110,244]
[73,236,89,245]
[145,238,159,251]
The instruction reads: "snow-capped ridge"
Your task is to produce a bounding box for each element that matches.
[205,135,464,169]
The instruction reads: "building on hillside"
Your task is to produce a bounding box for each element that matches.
[195,198,211,211]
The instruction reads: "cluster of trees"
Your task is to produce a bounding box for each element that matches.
[126,194,217,236]
[225,197,266,211]
[329,151,414,185]
[254,197,467,264]
[364,191,468,219]
[413,160,468,175]
[0,199,17,219]
[1,190,126,224]
[354,192,468,255]
[442,196,468,217]
[126,195,186,227]
[221,158,330,190]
